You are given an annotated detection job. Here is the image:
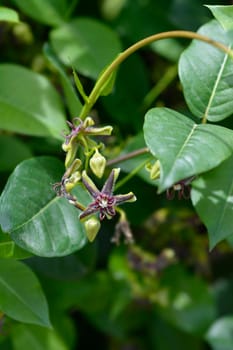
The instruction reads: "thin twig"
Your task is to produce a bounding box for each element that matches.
[107,147,150,166]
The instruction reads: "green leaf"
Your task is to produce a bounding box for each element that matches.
[43,43,82,116]
[0,157,88,257]
[11,0,68,26]
[0,7,20,23]
[0,259,50,327]
[205,316,233,350]
[179,20,233,122]
[206,5,233,31]
[0,64,67,139]
[0,135,32,172]
[191,155,233,249]
[143,107,233,192]
[50,18,122,79]
[11,324,68,350]
[0,231,31,259]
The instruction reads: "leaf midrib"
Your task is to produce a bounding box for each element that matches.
[11,195,59,233]
[203,44,232,120]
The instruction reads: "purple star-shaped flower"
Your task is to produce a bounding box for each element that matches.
[80,169,136,221]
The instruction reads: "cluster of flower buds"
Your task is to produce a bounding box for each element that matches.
[54,116,137,243]
[62,116,112,169]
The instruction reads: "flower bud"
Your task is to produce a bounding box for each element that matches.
[62,142,71,152]
[146,160,160,180]
[84,216,101,242]
[90,149,106,178]
[65,142,78,168]
[83,116,95,128]
[64,171,81,192]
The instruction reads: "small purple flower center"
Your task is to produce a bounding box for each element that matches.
[91,193,116,220]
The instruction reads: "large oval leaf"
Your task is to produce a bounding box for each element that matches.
[0,64,67,139]
[179,20,233,122]
[143,108,233,192]
[191,155,233,249]
[0,259,50,327]
[50,18,122,79]
[0,157,88,257]
[11,0,69,26]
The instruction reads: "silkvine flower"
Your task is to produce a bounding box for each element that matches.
[166,176,196,200]
[80,168,136,221]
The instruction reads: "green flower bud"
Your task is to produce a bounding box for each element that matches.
[145,160,160,180]
[90,149,106,178]
[83,116,95,128]
[65,142,78,168]
[62,142,71,152]
[84,216,101,242]
[64,171,81,192]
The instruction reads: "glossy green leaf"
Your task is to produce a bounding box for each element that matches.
[191,155,233,249]
[0,7,19,23]
[43,43,82,116]
[0,259,50,327]
[50,18,122,79]
[0,135,32,172]
[143,108,233,192]
[11,324,68,350]
[11,0,68,26]
[206,5,233,31]
[205,316,233,350]
[0,64,67,139]
[0,157,88,257]
[179,20,233,122]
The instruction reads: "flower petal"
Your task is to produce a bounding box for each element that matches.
[82,171,100,198]
[101,169,115,195]
[79,205,99,221]
[114,192,136,205]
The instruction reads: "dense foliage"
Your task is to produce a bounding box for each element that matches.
[1,1,233,349]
